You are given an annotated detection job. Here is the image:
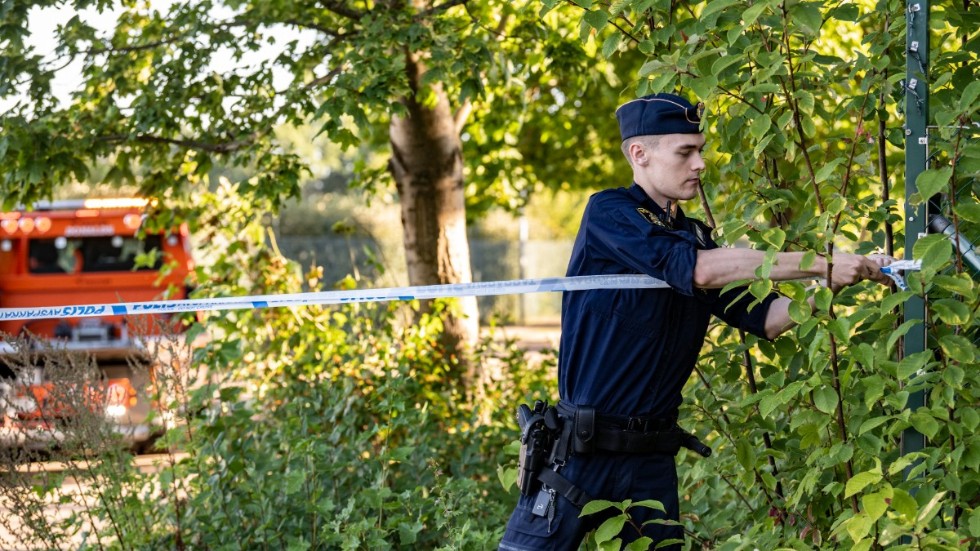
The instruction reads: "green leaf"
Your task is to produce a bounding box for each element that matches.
[931,298,971,325]
[736,438,756,470]
[912,234,952,273]
[845,470,882,498]
[790,2,823,36]
[954,202,980,224]
[625,538,654,551]
[933,274,974,295]
[881,290,915,313]
[959,80,980,110]
[814,287,833,312]
[741,1,771,28]
[762,226,786,248]
[914,167,953,201]
[800,250,816,270]
[689,75,718,100]
[888,454,923,477]
[813,386,838,414]
[827,318,851,342]
[960,407,979,431]
[397,522,422,545]
[830,3,860,21]
[594,516,626,544]
[583,10,609,31]
[853,343,874,370]
[846,513,873,542]
[801,116,817,137]
[788,299,812,324]
[631,499,666,513]
[943,364,966,388]
[968,507,980,538]
[915,491,947,529]
[702,0,739,17]
[886,319,922,353]
[862,376,885,408]
[897,351,931,380]
[891,488,918,520]
[750,114,772,139]
[581,500,618,517]
[858,415,891,436]
[497,465,516,490]
[797,90,816,113]
[283,470,305,495]
[711,53,744,75]
[815,157,845,183]
[759,380,806,417]
[910,412,940,439]
[601,34,622,58]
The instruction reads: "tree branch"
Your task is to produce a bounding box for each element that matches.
[281,18,352,38]
[101,133,259,154]
[420,0,468,17]
[453,98,472,134]
[319,0,366,20]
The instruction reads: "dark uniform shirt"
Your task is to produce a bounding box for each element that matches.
[558,184,778,419]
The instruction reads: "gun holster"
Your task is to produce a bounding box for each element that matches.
[516,400,561,496]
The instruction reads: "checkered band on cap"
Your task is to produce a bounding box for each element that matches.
[615,93,704,141]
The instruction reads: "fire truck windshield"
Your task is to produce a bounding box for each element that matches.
[28,236,164,274]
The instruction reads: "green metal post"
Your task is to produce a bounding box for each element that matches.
[901,0,929,462]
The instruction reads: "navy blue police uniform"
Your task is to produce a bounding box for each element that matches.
[499,94,780,551]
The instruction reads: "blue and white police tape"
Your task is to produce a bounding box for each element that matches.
[0,274,672,322]
[880,259,923,291]
[0,262,923,323]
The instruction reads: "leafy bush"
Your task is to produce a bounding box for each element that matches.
[134,183,555,549]
[164,302,551,551]
[559,0,980,548]
[0,182,557,550]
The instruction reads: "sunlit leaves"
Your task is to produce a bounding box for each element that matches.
[913,167,954,205]
[578,0,980,548]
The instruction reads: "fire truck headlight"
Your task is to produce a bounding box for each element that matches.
[105,404,128,418]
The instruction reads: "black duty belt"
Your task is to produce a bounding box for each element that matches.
[556,401,711,457]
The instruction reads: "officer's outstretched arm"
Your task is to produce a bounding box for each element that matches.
[693,249,893,290]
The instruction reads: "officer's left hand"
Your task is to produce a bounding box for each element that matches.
[830,253,894,290]
[865,254,896,285]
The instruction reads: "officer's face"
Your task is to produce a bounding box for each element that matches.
[632,133,706,208]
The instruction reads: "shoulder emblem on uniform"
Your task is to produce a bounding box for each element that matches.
[636,207,667,228]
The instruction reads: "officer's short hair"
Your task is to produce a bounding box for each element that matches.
[621,135,663,167]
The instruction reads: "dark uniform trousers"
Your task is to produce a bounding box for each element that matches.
[498,452,683,551]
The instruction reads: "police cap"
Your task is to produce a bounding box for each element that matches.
[615,93,704,141]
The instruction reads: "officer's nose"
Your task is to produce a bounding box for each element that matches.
[691,152,706,172]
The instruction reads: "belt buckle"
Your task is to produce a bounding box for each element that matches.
[626,417,647,432]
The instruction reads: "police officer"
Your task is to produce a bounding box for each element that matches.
[498,93,894,551]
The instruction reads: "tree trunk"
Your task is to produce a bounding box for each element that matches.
[388,50,480,384]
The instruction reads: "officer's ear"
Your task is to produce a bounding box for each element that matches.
[628,140,649,167]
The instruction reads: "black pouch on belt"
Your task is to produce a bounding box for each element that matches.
[572,406,596,454]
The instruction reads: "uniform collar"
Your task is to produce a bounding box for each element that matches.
[628,183,686,229]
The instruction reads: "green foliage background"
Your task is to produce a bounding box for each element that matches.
[553,0,980,548]
[1,0,979,549]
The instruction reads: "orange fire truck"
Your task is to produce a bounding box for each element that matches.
[0,198,194,448]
